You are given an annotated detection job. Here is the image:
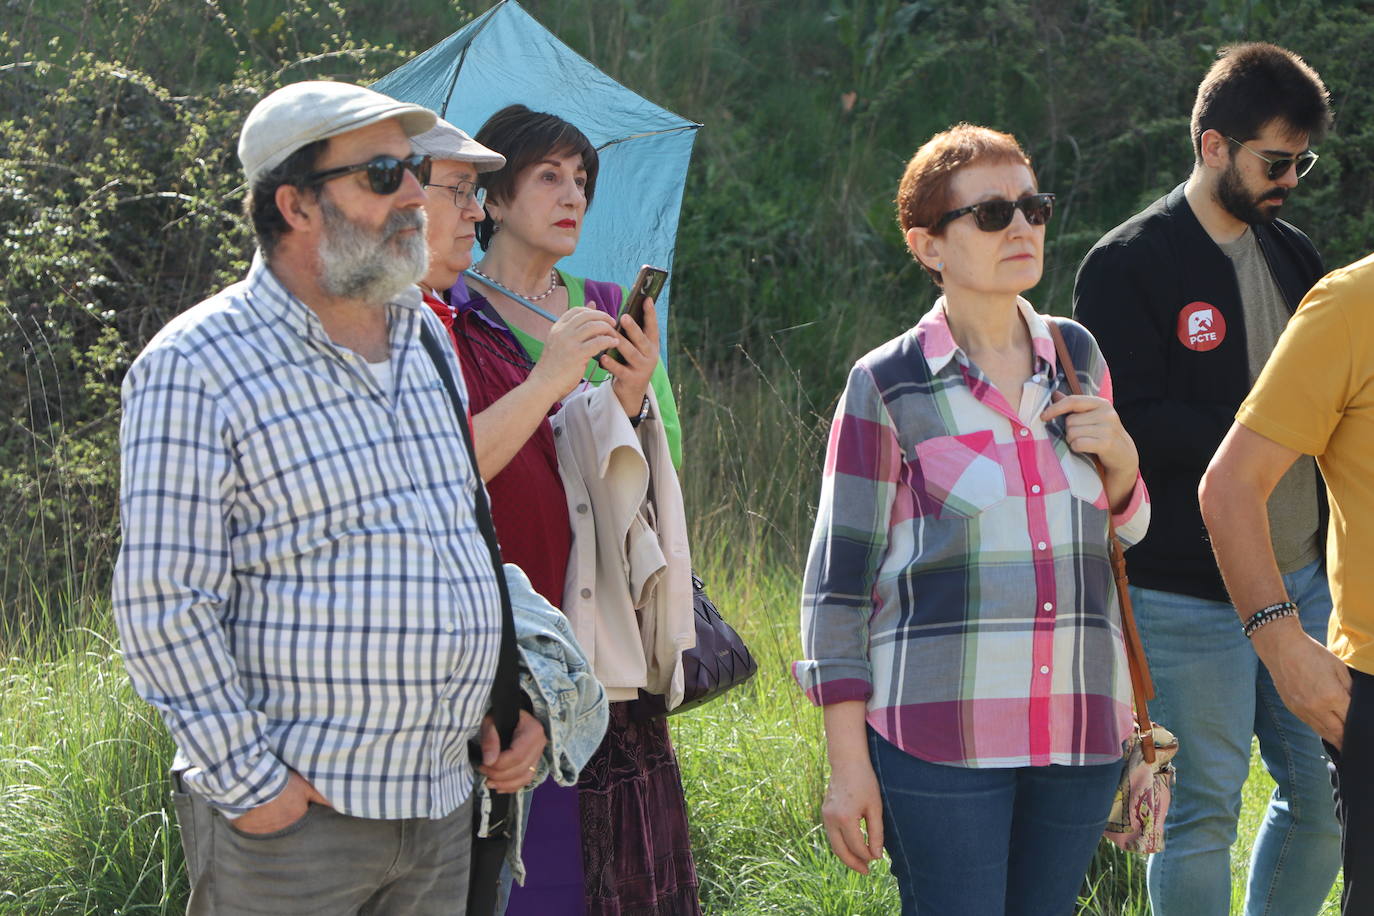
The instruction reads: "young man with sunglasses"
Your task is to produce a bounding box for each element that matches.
[1074,44,1337,916]
[113,81,544,914]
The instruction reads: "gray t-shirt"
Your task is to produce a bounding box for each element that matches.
[1220,227,1321,573]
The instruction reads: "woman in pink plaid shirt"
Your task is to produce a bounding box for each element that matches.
[795,124,1149,915]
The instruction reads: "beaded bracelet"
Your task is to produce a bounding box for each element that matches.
[628,394,651,428]
[1242,601,1299,638]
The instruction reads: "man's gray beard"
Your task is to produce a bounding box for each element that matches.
[316,196,428,304]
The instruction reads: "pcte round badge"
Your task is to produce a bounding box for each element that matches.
[1177,302,1226,352]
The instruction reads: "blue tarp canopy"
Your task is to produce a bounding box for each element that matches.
[373,0,701,337]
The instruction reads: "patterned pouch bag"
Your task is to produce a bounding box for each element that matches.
[1105,723,1178,853]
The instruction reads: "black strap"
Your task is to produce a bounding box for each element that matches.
[419,322,523,799]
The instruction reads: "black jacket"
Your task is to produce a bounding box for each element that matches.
[1073,182,1326,601]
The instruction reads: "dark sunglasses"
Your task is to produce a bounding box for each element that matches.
[1226,136,1319,181]
[305,154,432,195]
[935,193,1055,232]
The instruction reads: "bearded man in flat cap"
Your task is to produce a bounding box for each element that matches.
[113,80,544,914]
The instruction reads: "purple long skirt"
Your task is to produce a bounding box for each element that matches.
[507,702,701,916]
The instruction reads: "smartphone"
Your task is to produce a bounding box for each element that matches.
[609,265,668,364]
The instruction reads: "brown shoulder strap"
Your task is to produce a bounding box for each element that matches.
[1046,320,1158,760]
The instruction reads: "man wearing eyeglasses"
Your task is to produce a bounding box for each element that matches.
[113,81,544,914]
[413,117,505,300]
[1074,43,1338,916]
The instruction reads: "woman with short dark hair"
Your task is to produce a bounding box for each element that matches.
[423,103,697,916]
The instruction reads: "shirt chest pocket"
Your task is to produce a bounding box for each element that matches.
[910,429,1007,519]
[1058,446,1108,509]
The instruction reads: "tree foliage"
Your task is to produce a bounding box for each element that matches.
[0,0,458,621]
[3,0,1373,619]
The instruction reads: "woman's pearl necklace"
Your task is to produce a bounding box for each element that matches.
[469,267,560,302]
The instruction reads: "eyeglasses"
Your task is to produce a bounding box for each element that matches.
[424,179,487,210]
[934,193,1055,232]
[305,154,432,195]
[1226,137,1319,180]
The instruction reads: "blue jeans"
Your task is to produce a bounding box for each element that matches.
[868,728,1121,916]
[1132,559,1341,916]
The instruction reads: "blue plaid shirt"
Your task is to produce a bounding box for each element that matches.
[114,257,502,819]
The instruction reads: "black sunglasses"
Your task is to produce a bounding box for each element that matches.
[305,154,432,195]
[1226,136,1319,181]
[935,193,1056,232]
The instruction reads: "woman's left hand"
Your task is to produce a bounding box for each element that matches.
[598,297,660,418]
[1041,391,1140,509]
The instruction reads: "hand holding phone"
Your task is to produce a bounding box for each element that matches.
[609,265,668,364]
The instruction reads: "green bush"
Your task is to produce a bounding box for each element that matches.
[0,0,455,621]
[5,0,1374,614]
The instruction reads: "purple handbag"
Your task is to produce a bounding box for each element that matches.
[632,572,760,719]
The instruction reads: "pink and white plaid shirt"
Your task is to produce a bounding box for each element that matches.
[795,299,1149,767]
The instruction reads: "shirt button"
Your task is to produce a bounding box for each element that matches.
[1030,484,1041,494]
[554,427,563,438]
[1037,541,1047,551]
[576,503,588,514]
[1039,665,1050,675]
[446,623,457,633]
[1043,602,1053,611]
[1018,427,1029,437]
[580,588,592,599]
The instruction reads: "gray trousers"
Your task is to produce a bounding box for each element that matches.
[173,778,473,915]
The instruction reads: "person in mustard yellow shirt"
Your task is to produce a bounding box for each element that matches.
[1201,252,1374,916]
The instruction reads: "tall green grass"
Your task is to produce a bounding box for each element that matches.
[0,559,1339,913]
[0,624,182,913]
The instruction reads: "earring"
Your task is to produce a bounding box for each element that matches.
[492,221,502,234]
[936,262,944,270]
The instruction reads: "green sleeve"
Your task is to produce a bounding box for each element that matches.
[650,361,682,469]
[586,352,680,468]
